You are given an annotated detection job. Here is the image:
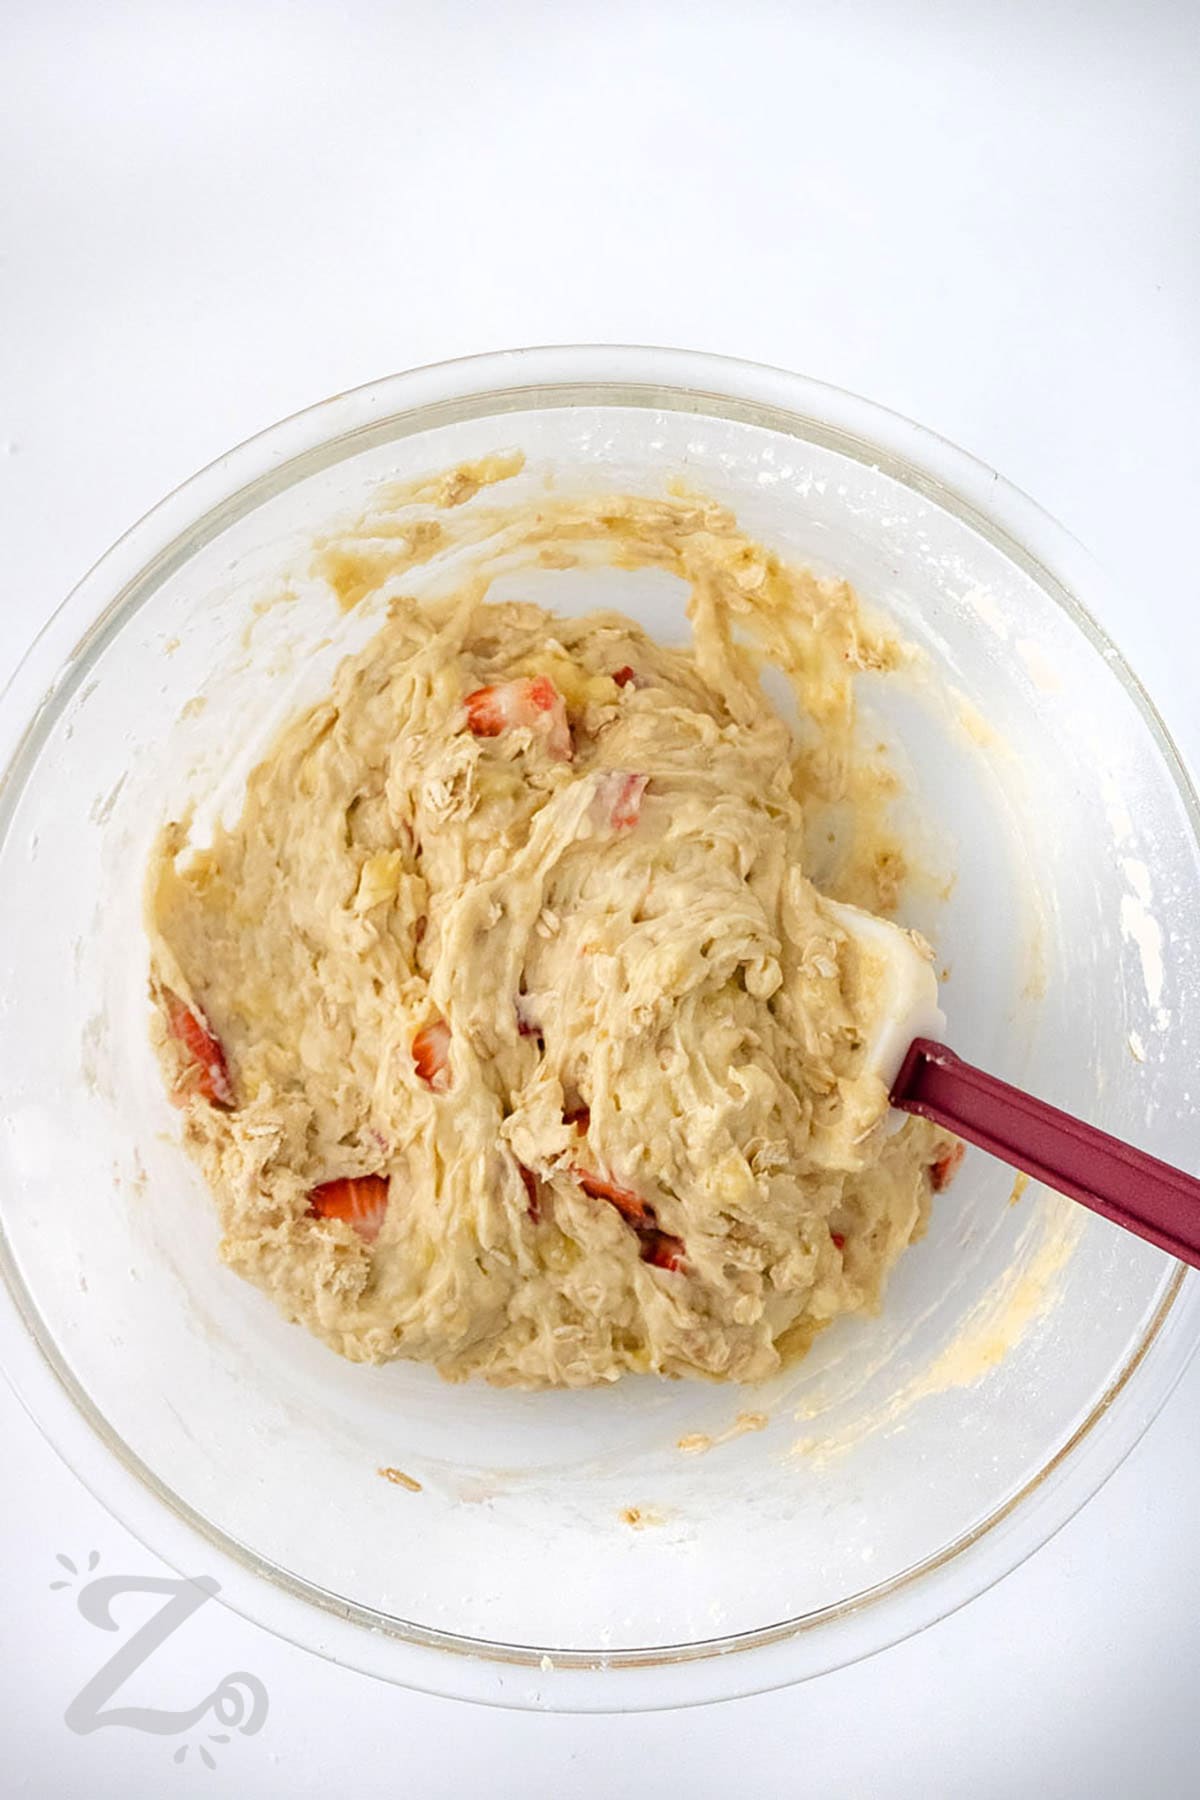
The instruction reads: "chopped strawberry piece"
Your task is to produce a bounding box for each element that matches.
[612,665,638,687]
[413,1017,452,1091]
[164,990,234,1109]
[462,676,572,761]
[308,1174,389,1244]
[930,1142,965,1192]
[575,1165,688,1273]
[830,1231,846,1251]
[574,1166,655,1231]
[592,769,648,832]
[641,1230,686,1272]
[463,685,515,737]
[563,1104,591,1133]
[519,1163,540,1221]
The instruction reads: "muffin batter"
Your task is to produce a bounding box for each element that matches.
[148,482,957,1387]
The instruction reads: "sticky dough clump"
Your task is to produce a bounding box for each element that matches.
[149,485,956,1387]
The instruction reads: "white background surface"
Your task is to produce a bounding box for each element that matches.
[2,2,1199,1793]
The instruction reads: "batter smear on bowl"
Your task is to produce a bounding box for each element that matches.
[147,481,958,1387]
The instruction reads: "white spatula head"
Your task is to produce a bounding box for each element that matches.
[822,899,946,1091]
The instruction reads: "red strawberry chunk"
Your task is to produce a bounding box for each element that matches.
[526,674,561,714]
[612,665,639,687]
[413,1017,452,1091]
[463,685,518,736]
[592,769,648,832]
[563,1103,590,1133]
[574,1166,688,1273]
[164,990,234,1109]
[308,1174,389,1244]
[463,676,572,761]
[574,1166,655,1230]
[640,1230,686,1272]
[830,1230,846,1251]
[930,1142,965,1192]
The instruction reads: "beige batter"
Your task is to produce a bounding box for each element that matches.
[148,480,957,1387]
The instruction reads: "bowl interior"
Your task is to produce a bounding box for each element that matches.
[0,387,1193,1662]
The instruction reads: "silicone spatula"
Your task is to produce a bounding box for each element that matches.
[827,900,1200,1269]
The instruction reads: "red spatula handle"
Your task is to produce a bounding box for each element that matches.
[892,1038,1200,1269]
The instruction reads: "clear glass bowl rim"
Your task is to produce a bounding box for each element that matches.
[1,343,1197,1713]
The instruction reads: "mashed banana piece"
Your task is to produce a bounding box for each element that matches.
[149,487,954,1387]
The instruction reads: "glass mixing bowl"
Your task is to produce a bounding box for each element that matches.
[1,347,1198,1712]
